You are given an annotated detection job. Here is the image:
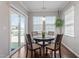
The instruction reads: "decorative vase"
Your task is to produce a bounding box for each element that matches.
[42,32,45,38]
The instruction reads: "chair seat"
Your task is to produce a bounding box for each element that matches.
[32,43,41,50]
[46,43,59,50]
[46,43,54,49]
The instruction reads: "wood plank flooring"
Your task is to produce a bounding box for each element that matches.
[11,45,77,58]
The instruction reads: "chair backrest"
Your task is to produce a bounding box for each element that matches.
[54,34,63,49]
[48,31,54,36]
[26,34,33,49]
[31,31,38,36]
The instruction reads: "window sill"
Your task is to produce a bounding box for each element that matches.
[64,34,75,38]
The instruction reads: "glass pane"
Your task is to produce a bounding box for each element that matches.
[20,15,25,46]
[46,16,56,24]
[45,16,56,32]
[10,11,19,51]
[33,16,42,32]
[65,11,74,25]
[65,25,74,36]
[45,24,55,32]
[64,6,74,36]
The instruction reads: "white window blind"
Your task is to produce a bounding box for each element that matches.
[64,6,74,37]
[33,16,56,33]
[45,16,56,32]
[33,16,42,32]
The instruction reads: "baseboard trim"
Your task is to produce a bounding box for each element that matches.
[62,42,79,58]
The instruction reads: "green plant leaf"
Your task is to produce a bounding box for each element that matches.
[55,17,64,28]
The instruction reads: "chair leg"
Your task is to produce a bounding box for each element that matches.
[34,50,36,58]
[59,48,61,58]
[40,48,41,56]
[26,48,28,57]
[31,51,33,58]
[46,47,48,55]
[54,51,56,58]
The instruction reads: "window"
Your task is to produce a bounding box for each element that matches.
[33,16,42,32]
[33,16,56,33]
[64,6,74,37]
[45,16,56,32]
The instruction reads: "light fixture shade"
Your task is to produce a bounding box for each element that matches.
[42,16,45,21]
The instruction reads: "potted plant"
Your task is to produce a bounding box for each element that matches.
[55,17,64,34]
[42,32,45,38]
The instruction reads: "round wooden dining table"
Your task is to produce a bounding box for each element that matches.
[33,36,55,56]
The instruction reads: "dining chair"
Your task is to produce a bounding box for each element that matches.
[31,31,40,43]
[31,31,38,37]
[48,31,54,36]
[25,34,41,58]
[47,31,55,44]
[46,34,63,58]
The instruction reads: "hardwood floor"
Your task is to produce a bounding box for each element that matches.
[11,45,77,58]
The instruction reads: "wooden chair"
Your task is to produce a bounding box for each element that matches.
[25,34,41,58]
[47,31,55,44]
[48,31,54,36]
[46,34,63,58]
[31,31,38,37]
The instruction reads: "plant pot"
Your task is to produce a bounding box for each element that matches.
[42,34,45,38]
[42,32,45,38]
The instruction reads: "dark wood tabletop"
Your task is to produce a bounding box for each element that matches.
[33,35,55,41]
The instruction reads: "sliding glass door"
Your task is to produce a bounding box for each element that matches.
[10,11,19,51]
[10,10,25,51]
[20,15,25,46]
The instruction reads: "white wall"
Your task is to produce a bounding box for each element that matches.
[0,2,10,57]
[28,12,58,34]
[61,2,79,57]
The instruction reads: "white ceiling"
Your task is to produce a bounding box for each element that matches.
[20,1,69,12]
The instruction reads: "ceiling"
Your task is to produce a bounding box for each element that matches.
[20,1,69,13]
